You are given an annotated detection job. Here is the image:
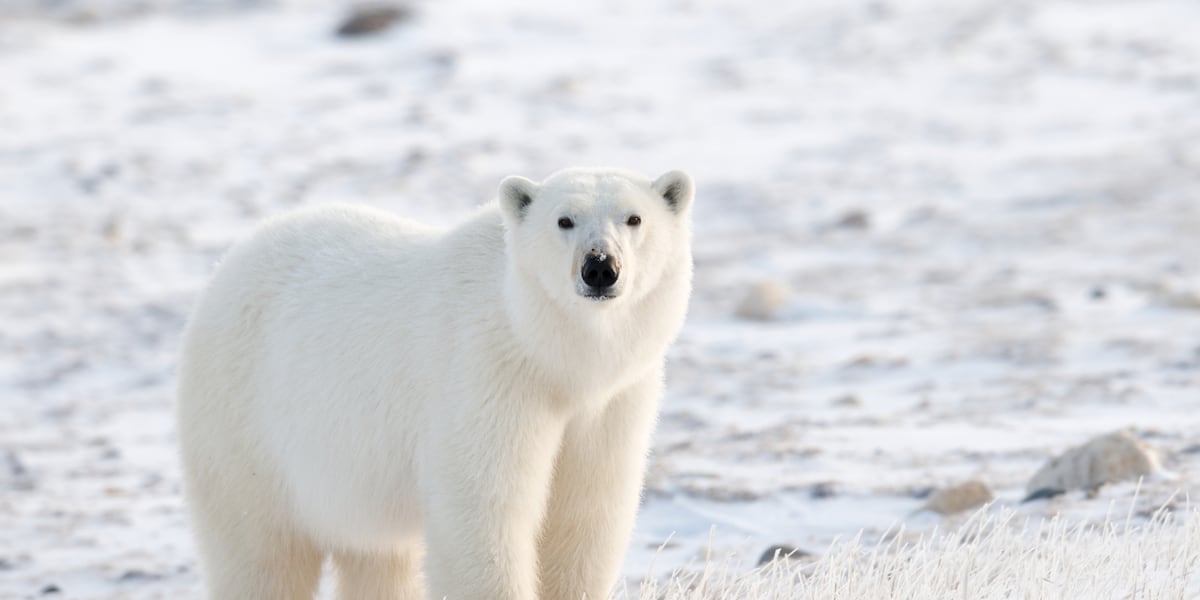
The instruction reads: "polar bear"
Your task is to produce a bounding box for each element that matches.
[176,167,694,600]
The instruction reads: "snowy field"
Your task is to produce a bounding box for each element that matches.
[2,0,1200,597]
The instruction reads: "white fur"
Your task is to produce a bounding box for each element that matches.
[176,167,694,600]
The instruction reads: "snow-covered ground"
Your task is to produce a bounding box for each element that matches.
[2,0,1199,597]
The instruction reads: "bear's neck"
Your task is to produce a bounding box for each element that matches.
[500,267,669,408]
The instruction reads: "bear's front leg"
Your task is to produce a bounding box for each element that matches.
[422,394,566,600]
[538,373,663,600]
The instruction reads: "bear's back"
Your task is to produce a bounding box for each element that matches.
[185,203,488,396]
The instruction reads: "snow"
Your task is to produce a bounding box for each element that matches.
[2,0,1200,597]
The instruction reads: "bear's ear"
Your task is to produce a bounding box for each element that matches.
[498,175,540,222]
[651,170,694,214]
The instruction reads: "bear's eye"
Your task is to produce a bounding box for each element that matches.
[557,217,574,230]
[626,215,642,226]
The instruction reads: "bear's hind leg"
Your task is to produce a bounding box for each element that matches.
[333,546,425,600]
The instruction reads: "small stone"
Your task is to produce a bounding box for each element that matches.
[4,451,33,491]
[922,479,994,515]
[734,280,789,320]
[1021,487,1064,503]
[5,451,28,478]
[842,354,909,371]
[102,219,122,243]
[335,4,413,38]
[41,585,60,595]
[62,9,99,25]
[1025,430,1160,497]
[832,394,862,407]
[810,481,837,499]
[117,569,162,582]
[757,545,811,566]
[909,485,936,499]
[834,209,870,229]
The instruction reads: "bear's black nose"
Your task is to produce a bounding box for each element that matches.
[581,254,619,289]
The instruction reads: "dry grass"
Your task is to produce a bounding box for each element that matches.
[627,502,1200,600]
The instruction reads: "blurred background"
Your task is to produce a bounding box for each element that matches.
[1,0,1199,597]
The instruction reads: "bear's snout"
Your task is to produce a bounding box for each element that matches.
[581,252,619,290]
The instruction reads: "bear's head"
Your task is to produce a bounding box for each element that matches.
[498,167,693,312]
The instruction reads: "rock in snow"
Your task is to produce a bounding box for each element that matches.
[1025,431,1160,500]
[756,544,812,567]
[335,4,412,38]
[922,479,994,515]
[734,280,789,320]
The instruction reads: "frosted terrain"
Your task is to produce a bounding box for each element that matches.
[2,0,1199,597]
